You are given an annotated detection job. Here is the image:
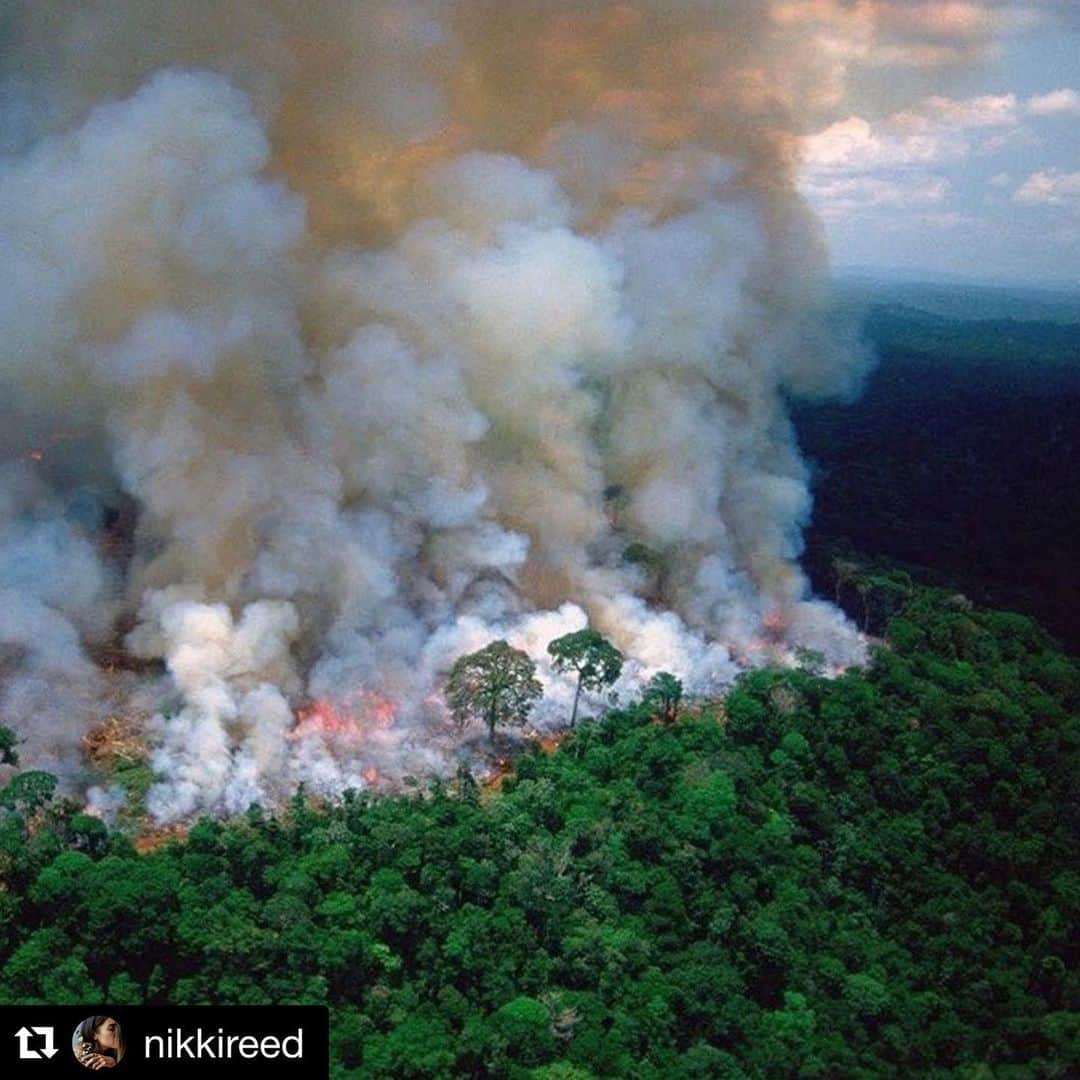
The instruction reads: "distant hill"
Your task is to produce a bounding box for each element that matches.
[796,283,1080,652]
[831,273,1080,325]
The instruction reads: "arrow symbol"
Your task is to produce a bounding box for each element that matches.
[15,1026,41,1059]
[33,1027,58,1059]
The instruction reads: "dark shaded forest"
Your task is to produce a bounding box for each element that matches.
[794,294,1080,654]
[2,579,1078,1079]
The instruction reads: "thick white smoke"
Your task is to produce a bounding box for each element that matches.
[0,1,892,821]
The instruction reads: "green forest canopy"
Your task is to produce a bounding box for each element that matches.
[1,577,1077,1079]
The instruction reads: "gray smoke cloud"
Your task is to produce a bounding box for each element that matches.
[0,1,900,821]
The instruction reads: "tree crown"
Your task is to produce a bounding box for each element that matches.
[546,628,624,691]
[445,640,542,733]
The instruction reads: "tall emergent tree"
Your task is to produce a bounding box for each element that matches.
[446,640,543,744]
[643,671,683,722]
[547,628,624,727]
[0,725,18,767]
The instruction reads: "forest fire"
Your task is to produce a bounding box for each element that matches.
[536,733,568,755]
[133,824,189,854]
[290,698,362,741]
[723,609,796,667]
[289,688,399,743]
[1,4,1071,1074]
[481,755,515,791]
[762,608,791,641]
[0,0,870,824]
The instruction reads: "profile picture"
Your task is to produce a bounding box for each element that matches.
[72,1015,125,1070]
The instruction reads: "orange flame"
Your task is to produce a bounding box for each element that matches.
[290,698,364,741]
[289,686,399,742]
[365,689,397,728]
[482,756,515,791]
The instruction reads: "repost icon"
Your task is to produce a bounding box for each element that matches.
[15,1025,59,1060]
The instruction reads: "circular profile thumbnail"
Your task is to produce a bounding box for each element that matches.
[73,1015,125,1070]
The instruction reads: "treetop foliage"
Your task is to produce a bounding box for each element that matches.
[642,672,683,723]
[546,630,624,690]
[445,640,542,743]
[547,629,624,727]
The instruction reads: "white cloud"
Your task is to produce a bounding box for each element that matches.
[799,91,1020,217]
[1026,88,1080,116]
[1013,169,1080,206]
[803,174,949,218]
[919,93,1019,126]
[802,92,1018,173]
[801,115,947,171]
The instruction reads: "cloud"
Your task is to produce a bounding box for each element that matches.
[803,174,949,218]
[800,90,1018,216]
[802,91,1017,172]
[805,90,1019,163]
[1013,169,1080,206]
[920,92,1019,126]
[1026,88,1080,116]
[802,115,949,172]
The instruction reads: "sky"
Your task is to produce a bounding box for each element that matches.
[790,1,1080,286]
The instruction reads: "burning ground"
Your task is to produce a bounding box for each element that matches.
[1,0,991,823]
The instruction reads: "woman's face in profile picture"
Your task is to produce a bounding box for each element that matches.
[93,1019,120,1052]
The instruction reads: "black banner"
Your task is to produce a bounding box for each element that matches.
[1,1006,328,1077]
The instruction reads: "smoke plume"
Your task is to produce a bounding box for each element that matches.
[0,0,934,820]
